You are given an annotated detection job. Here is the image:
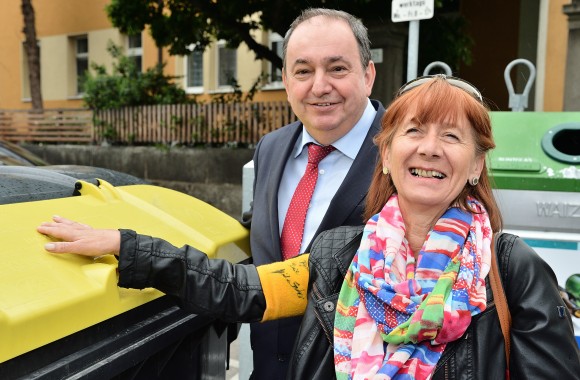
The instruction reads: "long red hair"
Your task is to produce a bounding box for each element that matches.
[364,76,503,232]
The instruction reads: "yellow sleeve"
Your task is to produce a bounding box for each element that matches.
[257,253,310,321]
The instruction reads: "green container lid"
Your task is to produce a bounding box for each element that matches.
[489,112,580,192]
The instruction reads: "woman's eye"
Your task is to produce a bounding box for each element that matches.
[445,133,460,141]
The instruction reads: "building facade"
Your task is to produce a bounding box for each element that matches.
[0,0,574,111]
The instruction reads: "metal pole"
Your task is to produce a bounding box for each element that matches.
[407,20,420,81]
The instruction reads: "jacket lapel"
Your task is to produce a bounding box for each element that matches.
[266,123,303,258]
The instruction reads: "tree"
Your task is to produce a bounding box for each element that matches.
[83,42,191,110]
[105,0,397,70]
[21,0,43,111]
[106,0,471,75]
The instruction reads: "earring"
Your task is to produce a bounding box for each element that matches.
[470,177,479,186]
[382,167,389,175]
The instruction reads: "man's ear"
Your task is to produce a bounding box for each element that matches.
[282,68,289,98]
[364,61,376,96]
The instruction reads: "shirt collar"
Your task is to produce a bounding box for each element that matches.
[294,99,377,159]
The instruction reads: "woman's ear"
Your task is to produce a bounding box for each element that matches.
[471,154,485,178]
[382,146,390,169]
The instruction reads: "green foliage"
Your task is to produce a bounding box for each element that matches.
[419,12,474,73]
[82,42,192,110]
[105,0,473,73]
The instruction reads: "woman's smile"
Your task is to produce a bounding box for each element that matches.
[409,167,446,179]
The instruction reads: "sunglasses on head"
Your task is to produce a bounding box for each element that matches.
[396,74,483,103]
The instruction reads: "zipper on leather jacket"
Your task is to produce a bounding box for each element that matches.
[435,330,470,379]
[312,282,334,345]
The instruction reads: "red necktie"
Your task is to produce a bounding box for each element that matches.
[280,143,335,260]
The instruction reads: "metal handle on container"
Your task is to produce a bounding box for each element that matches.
[423,61,452,76]
[504,59,536,112]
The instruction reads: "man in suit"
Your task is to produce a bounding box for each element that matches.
[241,8,386,379]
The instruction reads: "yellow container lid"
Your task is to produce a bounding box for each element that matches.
[0,180,250,363]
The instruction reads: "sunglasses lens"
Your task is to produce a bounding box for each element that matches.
[447,79,483,102]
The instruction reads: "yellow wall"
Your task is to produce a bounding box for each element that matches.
[0,1,29,108]
[0,0,183,109]
[35,0,112,35]
[544,0,570,111]
[1,0,284,109]
[1,1,568,110]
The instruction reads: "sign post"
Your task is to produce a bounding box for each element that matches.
[391,0,435,81]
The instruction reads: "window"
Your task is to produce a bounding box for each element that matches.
[269,33,283,85]
[218,43,237,88]
[75,36,88,94]
[127,34,142,71]
[186,45,203,92]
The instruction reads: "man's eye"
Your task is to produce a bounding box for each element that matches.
[294,69,311,76]
[330,66,350,75]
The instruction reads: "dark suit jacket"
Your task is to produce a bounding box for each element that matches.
[241,99,385,379]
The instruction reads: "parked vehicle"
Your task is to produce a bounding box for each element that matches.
[0,140,49,166]
[0,140,145,187]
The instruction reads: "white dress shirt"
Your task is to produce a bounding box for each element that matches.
[277,99,377,253]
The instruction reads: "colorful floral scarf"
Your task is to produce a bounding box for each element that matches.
[334,195,492,379]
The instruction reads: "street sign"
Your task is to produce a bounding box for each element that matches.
[392,0,434,23]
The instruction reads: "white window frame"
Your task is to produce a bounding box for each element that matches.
[216,41,237,90]
[75,36,89,95]
[184,44,204,94]
[263,32,284,90]
[126,33,143,71]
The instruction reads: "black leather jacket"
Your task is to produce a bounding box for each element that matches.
[117,227,580,379]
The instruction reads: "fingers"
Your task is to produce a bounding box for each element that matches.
[39,215,91,230]
[37,223,84,241]
[44,241,91,256]
[51,215,91,228]
[37,216,121,257]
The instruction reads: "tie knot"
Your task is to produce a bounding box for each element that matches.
[307,143,335,165]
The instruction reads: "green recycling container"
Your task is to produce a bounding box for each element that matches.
[490,112,580,193]
[489,111,580,345]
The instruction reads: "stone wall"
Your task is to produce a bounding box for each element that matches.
[24,144,255,218]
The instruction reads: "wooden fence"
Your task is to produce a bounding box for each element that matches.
[0,109,93,143]
[0,101,296,145]
[95,101,295,145]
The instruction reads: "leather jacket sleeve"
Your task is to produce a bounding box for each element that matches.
[500,234,580,378]
[117,229,266,323]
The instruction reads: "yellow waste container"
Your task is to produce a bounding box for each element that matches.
[0,166,250,379]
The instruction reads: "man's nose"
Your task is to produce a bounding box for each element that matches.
[311,71,332,96]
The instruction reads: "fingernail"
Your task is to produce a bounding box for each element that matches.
[45,243,55,251]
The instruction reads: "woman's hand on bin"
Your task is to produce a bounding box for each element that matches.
[37,215,120,257]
